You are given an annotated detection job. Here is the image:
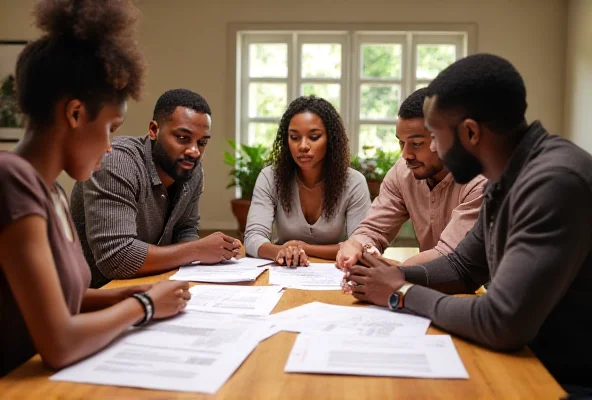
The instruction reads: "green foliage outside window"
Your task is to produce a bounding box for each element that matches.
[0,74,24,128]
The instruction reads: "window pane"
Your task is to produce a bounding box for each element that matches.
[301,83,341,111]
[415,82,429,91]
[416,44,456,80]
[360,84,400,119]
[249,43,288,78]
[361,44,402,79]
[248,83,287,118]
[301,43,341,78]
[248,123,278,147]
[358,124,400,154]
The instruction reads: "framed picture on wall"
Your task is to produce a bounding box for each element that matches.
[0,40,27,143]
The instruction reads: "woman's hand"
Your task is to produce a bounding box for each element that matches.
[146,281,191,319]
[276,241,309,267]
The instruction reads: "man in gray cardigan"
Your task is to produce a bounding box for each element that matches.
[344,54,592,393]
[71,89,240,287]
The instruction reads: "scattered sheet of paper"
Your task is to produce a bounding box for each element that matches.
[170,257,271,283]
[269,301,431,337]
[50,312,267,394]
[285,333,468,379]
[187,285,284,316]
[181,310,282,342]
[268,263,344,290]
[199,257,272,268]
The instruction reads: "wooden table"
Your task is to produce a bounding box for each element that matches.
[0,258,566,399]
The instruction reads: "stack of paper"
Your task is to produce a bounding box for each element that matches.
[50,312,268,393]
[268,263,344,290]
[187,285,284,316]
[269,301,431,337]
[285,333,469,379]
[169,257,271,283]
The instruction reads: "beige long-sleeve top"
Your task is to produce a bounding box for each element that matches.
[350,157,486,255]
[244,166,371,257]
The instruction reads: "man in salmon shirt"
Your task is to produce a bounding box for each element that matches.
[337,87,486,269]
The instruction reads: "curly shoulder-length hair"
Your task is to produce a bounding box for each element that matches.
[269,96,350,220]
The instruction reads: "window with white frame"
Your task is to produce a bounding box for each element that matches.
[237,30,467,155]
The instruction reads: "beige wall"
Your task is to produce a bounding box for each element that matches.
[1,0,567,229]
[565,0,592,154]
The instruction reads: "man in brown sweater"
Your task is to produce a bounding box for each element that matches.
[344,53,592,393]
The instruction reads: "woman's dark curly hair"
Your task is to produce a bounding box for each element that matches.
[16,0,145,127]
[269,96,350,220]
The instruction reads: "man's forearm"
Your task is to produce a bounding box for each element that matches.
[401,248,442,267]
[402,255,473,294]
[135,242,199,276]
[349,232,384,252]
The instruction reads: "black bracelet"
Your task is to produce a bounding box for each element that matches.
[131,293,154,327]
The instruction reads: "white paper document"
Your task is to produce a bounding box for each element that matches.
[50,312,267,394]
[187,285,284,316]
[269,301,431,337]
[169,257,271,283]
[181,309,281,342]
[268,263,344,290]
[285,333,469,379]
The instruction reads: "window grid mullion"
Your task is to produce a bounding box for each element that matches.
[299,78,342,84]
[248,117,281,123]
[405,32,414,102]
[240,37,250,146]
[359,119,398,124]
[359,79,402,85]
[247,77,289,84]
[289,32,298,112]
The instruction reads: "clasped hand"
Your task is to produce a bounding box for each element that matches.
[276,240,309,267]
[340,251,406,307]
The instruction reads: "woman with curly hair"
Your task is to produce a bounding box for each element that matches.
[0,0,190,376]
[244,96,371,266]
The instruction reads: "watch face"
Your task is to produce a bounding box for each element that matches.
[388,293,400,310]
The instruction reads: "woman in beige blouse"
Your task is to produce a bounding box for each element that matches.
[244,96,371,266]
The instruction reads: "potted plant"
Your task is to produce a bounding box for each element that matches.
[224,140,270,238]
[351,146,400,199]
[0,74,25,141]
[351,146,416,241]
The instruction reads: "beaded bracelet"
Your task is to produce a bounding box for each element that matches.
[131,292,154,327]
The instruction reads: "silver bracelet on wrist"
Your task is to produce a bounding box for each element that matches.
[131,292,154,327]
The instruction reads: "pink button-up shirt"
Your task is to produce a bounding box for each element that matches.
[350,158,486,255]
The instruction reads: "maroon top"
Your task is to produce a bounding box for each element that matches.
[0,152,91,376]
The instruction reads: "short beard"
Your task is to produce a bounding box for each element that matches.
[442,128,483,184]
[152,140,197,183]
[411,163,444,181]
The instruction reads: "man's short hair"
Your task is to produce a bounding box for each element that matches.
[426,53,527,133]
[152,88,211,123]
[398,87,428,119]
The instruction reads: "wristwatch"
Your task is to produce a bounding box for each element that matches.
[387,283,415,311]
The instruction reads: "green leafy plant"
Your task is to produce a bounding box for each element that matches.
[351,146,400,181]
[224,140,270,200]
[0,74,24,128]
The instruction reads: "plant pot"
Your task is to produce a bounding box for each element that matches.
[366,179,382,200]
[230,198,251,239]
